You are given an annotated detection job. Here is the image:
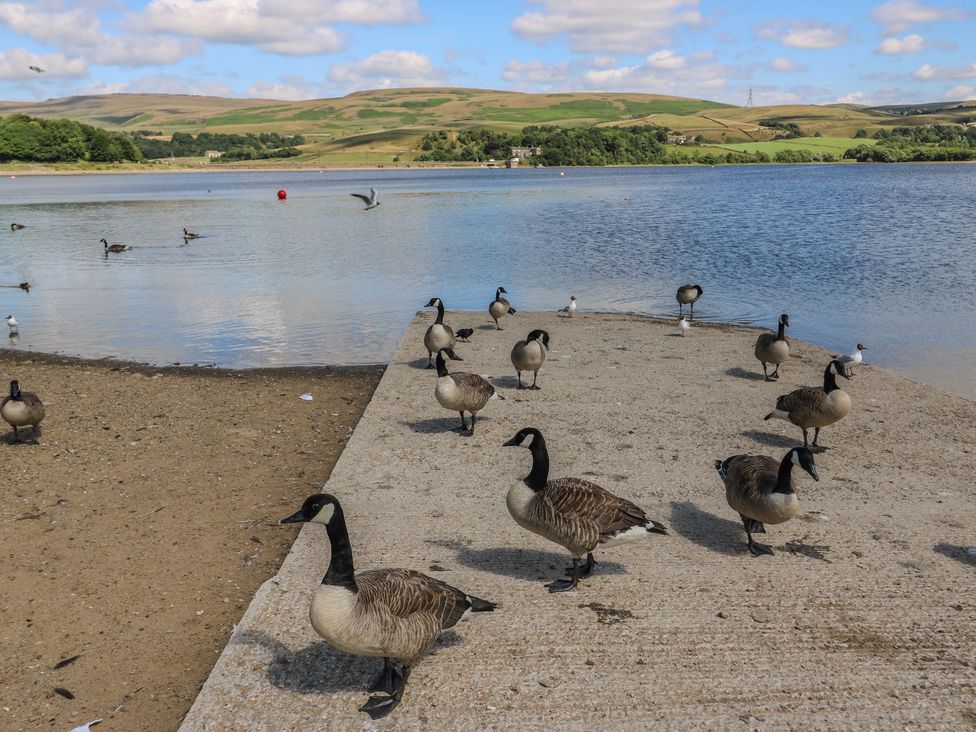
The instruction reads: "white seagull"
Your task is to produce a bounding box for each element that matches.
[6,314,18,335]
[559,295,577,317]
[833,343,866,377]
[678,317,691,337]
[350,187,380,211]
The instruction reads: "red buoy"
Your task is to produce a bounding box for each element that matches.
[277,189,287,200]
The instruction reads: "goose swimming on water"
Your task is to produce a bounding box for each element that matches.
[423,298,455,368]
[10,223,25,231]
[280,494,496,719]
[101,239,129,253]
[503,427,668,592]
[183,228,200,240]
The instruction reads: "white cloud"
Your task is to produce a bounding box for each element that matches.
[944,84,976,99]
[0,48,87,79]
[511,0,704,53]
[0,2,101,46]
[876,34,926,54]
[754,20,849,49]
[834,87,912,105]
[258,28,344,56]
[580,56,749,99]
[327,51,448,89]
[257,0,424,25]
[589,55,619,69]
[90,36,203,67]
[645,50,686,69]
[836,90,869,104]
[913,62,976,80]
[767,56,806,72]
[123,73,233,97]
[247,75,321,100]
[501,60,570,85]
[871,0,970,34]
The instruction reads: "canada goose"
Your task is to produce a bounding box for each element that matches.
[765,359,852,449]
[503,427,668,592]
[559,295,577,317]
[833,343,866,377]
[1,380,45,443]
[434,347,501,435]
[101,239,129,253]
[488,287,516,330]
[10,223,25,231]
[678,317,691,336]
[183,228,200,239]
[715,447,819,556]
[455,328,474,343]
[19,282,30,292]
[511,329,549,390]
[6,314,18,335]
[422,298,455,368]
[754,313,790,381]
[676,284,703,318]
[280,494,495,719]
[351,187,380,210]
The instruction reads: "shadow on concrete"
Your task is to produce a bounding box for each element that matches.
[405,357,435,370]
[427,539,625,582]
[725,367,766,381]
[668,501,744,557]
[402,417,466,434]
[490,375,521,390]
[0,428,39,445]
[741,430,799,449]
[933,543,976,567]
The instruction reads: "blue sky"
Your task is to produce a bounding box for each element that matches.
[0,0,974,105]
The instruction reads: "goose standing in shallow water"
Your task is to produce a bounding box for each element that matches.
[101,238,129,253]
[1,380,45,443]
[422,298,455,368]
[715,447,819,556]
[765,359,852,449]
[488,287,516,329]
[754,313,790,381]
[833,343,867,377]
[503,427,668,592]
[676,284,703,318]
[280,494,496,719]
[434,348,501,435]
[510,329,549,389]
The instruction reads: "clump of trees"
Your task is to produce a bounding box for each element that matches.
[845,124,976,162]
[131,131,304,160]
[758,120,805,138]
[0,115,141,162]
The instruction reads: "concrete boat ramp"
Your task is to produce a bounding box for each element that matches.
[182,312,976,730]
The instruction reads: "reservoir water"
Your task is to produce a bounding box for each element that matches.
[1,164,974,397]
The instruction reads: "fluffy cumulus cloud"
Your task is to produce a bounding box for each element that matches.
[876,34,926,54]
[944,84,976,100]
[767,56,806,72]
[834,87,912,105]
[328,51,448,88]
[871,0,970,34]
[645,50,686,69]
[511,0,704,53]
[581,55,748,98]
[0,2,102,47]
[913,63,976,80]
[0,48,87,80]
[754,20,849,49]
[500,60,570,86]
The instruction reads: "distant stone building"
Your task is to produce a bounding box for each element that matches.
[511,146,542,160]
[204,150,223,159]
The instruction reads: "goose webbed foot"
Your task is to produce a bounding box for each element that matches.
[361,662,409,719]
[748,539,775,556]
[529,384,541,391]
[361,694,400,720]
[450,413,468,432]
[550,557,582,591]
[564,553,595,578]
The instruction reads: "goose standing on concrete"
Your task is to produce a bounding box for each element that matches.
[101,238,129,253]
[754,313,790,381]
[434,347,501,435]
[511,329,549,390]
[559,295,577,317]
[833,343,866,377]
[765,360,852,449]
[6,314,18,336]
[280,494,496,719]
[488,287,516,330]
[715,447,819,556]
[351,187,380,211]
[10,223,25,231]
[183,228,200,240]
[503,427,668,592]
[1,380,45,443]
[422,297,455,368]
[676,284,703,318]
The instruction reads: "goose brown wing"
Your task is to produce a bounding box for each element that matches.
[357,568,469,630]
[775,387,826,415]
[724,454,779,501]
[546,478,647,538]
[20,392,44,410]
[450,372,496,402]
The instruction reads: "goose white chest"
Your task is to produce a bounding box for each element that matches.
[310,584,383,656]
[435,375,464,410]
[1,400,31,426]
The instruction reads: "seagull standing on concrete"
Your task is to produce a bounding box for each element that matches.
[6,314,18,336]
[559,295,577,317]
[832,343,866,377]
[351,187,380,211]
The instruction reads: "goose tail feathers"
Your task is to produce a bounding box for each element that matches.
[646,520,668,535]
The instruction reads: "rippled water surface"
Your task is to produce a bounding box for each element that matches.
[1,165,974,396]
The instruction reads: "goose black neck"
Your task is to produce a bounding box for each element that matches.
[323,505,358,591]
[776,320,786,341]
[775,453,796,494]
[435,350,450,377]
[822,366,839,393]
[495,288,503,302]
[434,301,445,324]
[524,433,550,491]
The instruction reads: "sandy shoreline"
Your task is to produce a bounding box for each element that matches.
[0,350,382,731]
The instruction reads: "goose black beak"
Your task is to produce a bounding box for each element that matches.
[280,510,306,525]
[502,436,521,447]
[808,466,820,482]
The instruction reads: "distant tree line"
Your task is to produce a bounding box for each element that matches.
[131,130,305,160]
[845,124,976,162]
[757,120,805,139]
[0,114,141,163]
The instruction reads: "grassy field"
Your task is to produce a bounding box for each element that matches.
[1,88,973,166]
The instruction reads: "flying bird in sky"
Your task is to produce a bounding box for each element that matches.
[28,65,45,74]
[350,187,380,211]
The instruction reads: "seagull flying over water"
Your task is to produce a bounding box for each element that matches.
[28,65,45,74]
[350,187,380,211]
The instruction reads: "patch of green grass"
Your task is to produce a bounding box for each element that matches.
[356,108,404,119]
[618,99,731,116]
[201,107,292,126]
[480,100,624,123]
[703,137,878,154]
[398,98,453,109]
[286,106,337,121]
